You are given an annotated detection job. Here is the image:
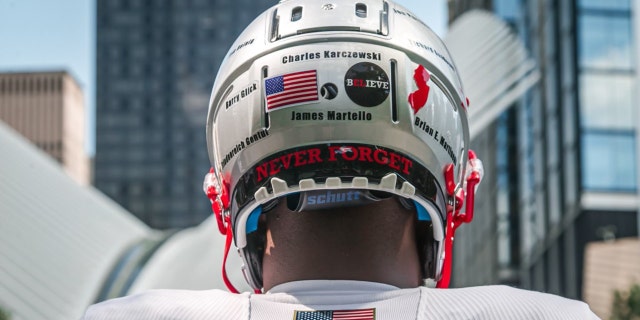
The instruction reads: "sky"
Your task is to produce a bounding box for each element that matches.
[0,0,447,155]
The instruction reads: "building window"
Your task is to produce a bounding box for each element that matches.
[579,15,632,70]
[579,73,634,130]
[496,111,519,269]
[579,0,630,10]
[577,1,636,192]
[581,131,636,191]
[494,0,520,23]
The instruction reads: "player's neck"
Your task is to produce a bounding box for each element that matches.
[262,199,422,291]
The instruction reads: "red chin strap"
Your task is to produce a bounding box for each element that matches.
[204,168,261,294]
[437,150,483,288]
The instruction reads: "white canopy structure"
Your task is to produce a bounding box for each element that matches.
[0,121,153,319]
[0,121,248,320]
[0,119,245,319]
[445,10,540,138]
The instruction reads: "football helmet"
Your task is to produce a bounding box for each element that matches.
[204,0,483,292]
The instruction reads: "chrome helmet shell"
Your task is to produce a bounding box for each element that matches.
[205,0,476,290]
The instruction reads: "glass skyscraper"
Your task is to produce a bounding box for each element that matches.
[450,0,639,300]
[95,0,275,229]
[579,1,635,191]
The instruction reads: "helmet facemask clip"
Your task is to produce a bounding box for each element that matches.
[437,150,484,288]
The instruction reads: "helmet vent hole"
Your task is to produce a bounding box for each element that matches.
[291,6,303,22]
[390,60,398,123]
[262,66,270,128]
[320,83,338,100]
[355,3,367,18]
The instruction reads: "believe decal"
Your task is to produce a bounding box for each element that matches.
[344,62,390,107]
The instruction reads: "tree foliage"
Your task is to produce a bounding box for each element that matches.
[611,283,640,320]
[0,306,10,320]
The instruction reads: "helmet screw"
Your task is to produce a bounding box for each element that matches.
[322,3,335,10]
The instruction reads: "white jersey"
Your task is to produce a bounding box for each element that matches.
[82,280,600,319]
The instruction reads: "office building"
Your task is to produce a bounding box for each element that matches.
[95,0,275,229]
[0,71,90,185]
[448,0,639,305]
[448,0,492,22]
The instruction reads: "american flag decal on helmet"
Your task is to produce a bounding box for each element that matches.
[264,69,318,111]
[294,308,375,320]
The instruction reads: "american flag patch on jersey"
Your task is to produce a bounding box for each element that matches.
[264,69,318,111]
[294,308,375,320]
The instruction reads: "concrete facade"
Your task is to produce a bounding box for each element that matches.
[0,71,90,185]
[583,238,640,319]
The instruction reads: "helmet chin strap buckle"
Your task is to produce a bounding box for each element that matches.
[204,168,261,294]
[203,168,231,235]
[438,150,484,288]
